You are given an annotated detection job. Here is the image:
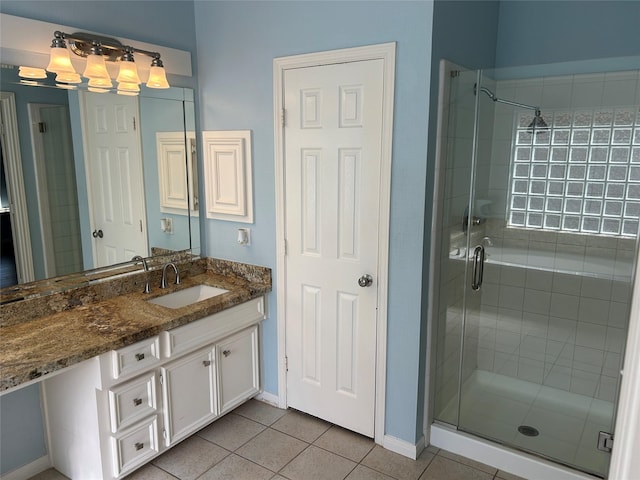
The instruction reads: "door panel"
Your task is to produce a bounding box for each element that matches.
[284,59,384,437]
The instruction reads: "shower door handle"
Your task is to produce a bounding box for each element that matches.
[471,245,485,291]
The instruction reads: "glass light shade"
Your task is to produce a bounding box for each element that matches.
[116,61,140,84]
[117,89,139,97]
[83,53,110,80]
[55,83,77,90]
[46,47,76,74]
[88,76,113,88]
[147,65,170,89]
[118,82,140,92]
[88,87,109,94]
[19,66,47,79]
[55,71,82,84]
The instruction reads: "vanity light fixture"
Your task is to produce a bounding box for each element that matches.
[19,30,171,90]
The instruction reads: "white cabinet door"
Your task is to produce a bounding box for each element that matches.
[217,326,260,414]
[161,346,217,446]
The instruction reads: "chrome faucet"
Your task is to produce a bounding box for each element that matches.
[132,255,151,293]
[160,262,181,289]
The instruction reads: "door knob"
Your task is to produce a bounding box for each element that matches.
[92,229,104,238]
[358,274,373,287]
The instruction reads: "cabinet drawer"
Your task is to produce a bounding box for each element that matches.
[111,336,161,380]
[163,296,265,358]
[108,372,157,433]
[110,415,159,477]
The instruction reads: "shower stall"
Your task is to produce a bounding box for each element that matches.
[429,59,640,478]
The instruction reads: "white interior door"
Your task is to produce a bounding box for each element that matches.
[284,59,384,437]
[81,92,148,267]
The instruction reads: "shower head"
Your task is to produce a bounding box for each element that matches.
[528,109,549,133]
[475,84,548,133]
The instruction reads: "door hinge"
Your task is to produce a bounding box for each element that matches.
[285,356,288,372]
[597,431,613,453]
[159,374,163,385]
[133,117,136,131]
[283,239,287,256]
[38,122,47,133]
[281,108,286,128]
[140,219,143,232]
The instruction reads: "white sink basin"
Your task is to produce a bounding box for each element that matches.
[147,285,229,309]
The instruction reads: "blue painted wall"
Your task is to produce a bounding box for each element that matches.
[495,0,640,68]
[194,0,434,444]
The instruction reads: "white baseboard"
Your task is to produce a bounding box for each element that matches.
[254,390,280,408]
[1,455,50,480]
[382,434,425,460]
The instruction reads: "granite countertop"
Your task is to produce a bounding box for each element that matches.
[0,258,271,392]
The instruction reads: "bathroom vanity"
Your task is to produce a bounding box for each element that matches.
[0,257,271,479]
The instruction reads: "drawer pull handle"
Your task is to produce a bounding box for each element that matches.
[203,360,211,367]
[135,353,145,361]
[135,442,144,451]
[133,398,143,406]
[223,350,231,357]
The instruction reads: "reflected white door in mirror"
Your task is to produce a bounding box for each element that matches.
[81,91,148,266]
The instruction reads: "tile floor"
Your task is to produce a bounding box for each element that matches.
[29,399,525,480]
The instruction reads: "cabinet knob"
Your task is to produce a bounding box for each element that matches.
[135,353,145,361]
[133,398,142,407]
[135,442,144,451]
[203,360,212,367]
[222,350,231,357]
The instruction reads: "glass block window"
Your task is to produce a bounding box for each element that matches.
[508,106,640,237]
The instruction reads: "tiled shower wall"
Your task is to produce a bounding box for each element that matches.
[472,222,634,402]
[469,70,640,402]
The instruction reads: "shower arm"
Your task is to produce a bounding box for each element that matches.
[475,85,541,116]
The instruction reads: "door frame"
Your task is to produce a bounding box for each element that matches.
[273,42,396,445]
[0,91,35,283]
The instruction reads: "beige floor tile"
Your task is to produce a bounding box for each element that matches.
[151,435,229,480]
[279,445,357,480]
[235,428,308,472]
[27,470,69,480]
[124,463,177,479]
[345,464,397,480]
[437,450,498,475]
[232,399,287,426]
[361,445,435,480]
[313,425,375,462]
[419,456,493,480]
[197,453,273,480]
[271,409,331,443]
[197,413,266,451]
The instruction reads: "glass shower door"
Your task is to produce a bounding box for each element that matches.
[434,64,639,478]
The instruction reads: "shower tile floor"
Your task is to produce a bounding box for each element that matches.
[29,399,525,480]
[437,370,613,477]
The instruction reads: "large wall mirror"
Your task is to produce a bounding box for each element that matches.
[0,64,199,291]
